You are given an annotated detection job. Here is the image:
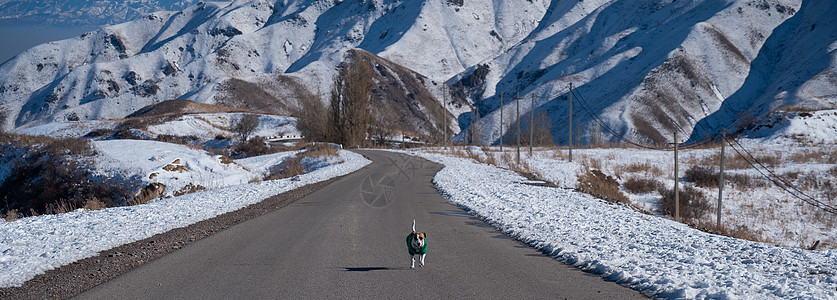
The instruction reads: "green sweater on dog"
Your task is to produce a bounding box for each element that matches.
[406,234,428,255]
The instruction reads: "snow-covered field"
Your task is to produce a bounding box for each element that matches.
[434,141,836,251]
[400,149,837,299]
[0,148,370,288]
[15,113,299,141]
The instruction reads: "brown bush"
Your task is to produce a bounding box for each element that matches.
[3,209,19,222]
[577,169,629,203]
[83,198,107,211]
[229,136,274,158]
[659,185,710,220]
[0,140,138,218]
[264,144,340,181]
[174,183,206,197]
[623,177,663,194]
[684,165,719,188]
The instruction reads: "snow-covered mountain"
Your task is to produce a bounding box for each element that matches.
[0,0,199,26]
[0,0,834,145]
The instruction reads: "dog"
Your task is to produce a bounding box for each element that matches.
[406,220,427,269]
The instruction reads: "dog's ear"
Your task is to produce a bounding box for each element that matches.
[422,232,427,238]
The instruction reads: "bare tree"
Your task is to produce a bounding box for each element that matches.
[370,105,395,146]
[465,107,481,145]
[329,57,374,147]
[515,110,554,146]
[232,114,260,141]
[294,93,330,142]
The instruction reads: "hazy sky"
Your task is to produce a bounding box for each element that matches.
[0,25,99,64]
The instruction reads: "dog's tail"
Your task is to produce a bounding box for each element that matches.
[412,219,416,232]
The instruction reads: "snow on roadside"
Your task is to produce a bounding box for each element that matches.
[402,150,837,299]
[0,150,370,288]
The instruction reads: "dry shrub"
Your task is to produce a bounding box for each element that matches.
[229,136,275,158]
[303,143,339,158]
[0,147,138,218]
[787,148,837,164]
[483,152,497,165]
[464,147,482,163]
[550,148,568,160]
[174,183,206,197]
[46,199,77,215]
[3,209,19,222]
[659,185,710,221]
[622,161,664,177]
[265,156,305,180]
[577,154,602,171]
[684,165,719,188]
[717,225,766,244]
[83,198,106,211]
[264,144,339,180]
[623,177,664,194]
[219,155,234,164]
[577,169,629,203]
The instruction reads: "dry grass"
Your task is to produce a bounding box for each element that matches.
[623,177,664,194]
[576,169,629,203]
[263,144,340,180]
[83,198,107,211]
[659,185,711,221]
[3,208,19,222]
[174,183,206,197]
[684,165,719,188]
[786,148,837,164]
[619,161,664,178]
[46,199,77,215]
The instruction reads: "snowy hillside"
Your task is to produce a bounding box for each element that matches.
[0,0,835,145]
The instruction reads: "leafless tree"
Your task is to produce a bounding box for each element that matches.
[232,114,260,141]
[294,93,330,142]
[515,110,554,146]
[329,57,374,147]
[370,106,396,146]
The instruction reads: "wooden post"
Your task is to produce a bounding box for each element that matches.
[516,89,520,165]
[718,129,725,230]
[529,93,534,156]
[568,83,573,162]
[674,131,680,222]
[500,92,503,152]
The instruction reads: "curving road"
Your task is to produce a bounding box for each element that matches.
[78,150,645,299]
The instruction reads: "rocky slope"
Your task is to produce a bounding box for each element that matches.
[0,0,834,144]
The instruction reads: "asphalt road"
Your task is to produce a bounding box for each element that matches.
[78,150,645,299]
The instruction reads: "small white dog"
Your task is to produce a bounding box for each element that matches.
[406,220,427,269]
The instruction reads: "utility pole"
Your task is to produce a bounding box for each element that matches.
[674,131,680,222]
[443,84,447,150]
[516,89,520,165]
[718,128,725,230]
[569,82,573,162]
[529,93,534,156]
[500,92,503,152]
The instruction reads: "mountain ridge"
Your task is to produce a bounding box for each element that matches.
[0,0,834,145]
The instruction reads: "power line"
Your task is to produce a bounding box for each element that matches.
[724,136,837,215]
[570,88,665,150]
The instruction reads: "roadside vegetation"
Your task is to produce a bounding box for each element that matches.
[436,141,836,250]
[0,133,139,220]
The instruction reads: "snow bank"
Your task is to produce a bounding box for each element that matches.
[404,150,837,299]
[0,150,369,288]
